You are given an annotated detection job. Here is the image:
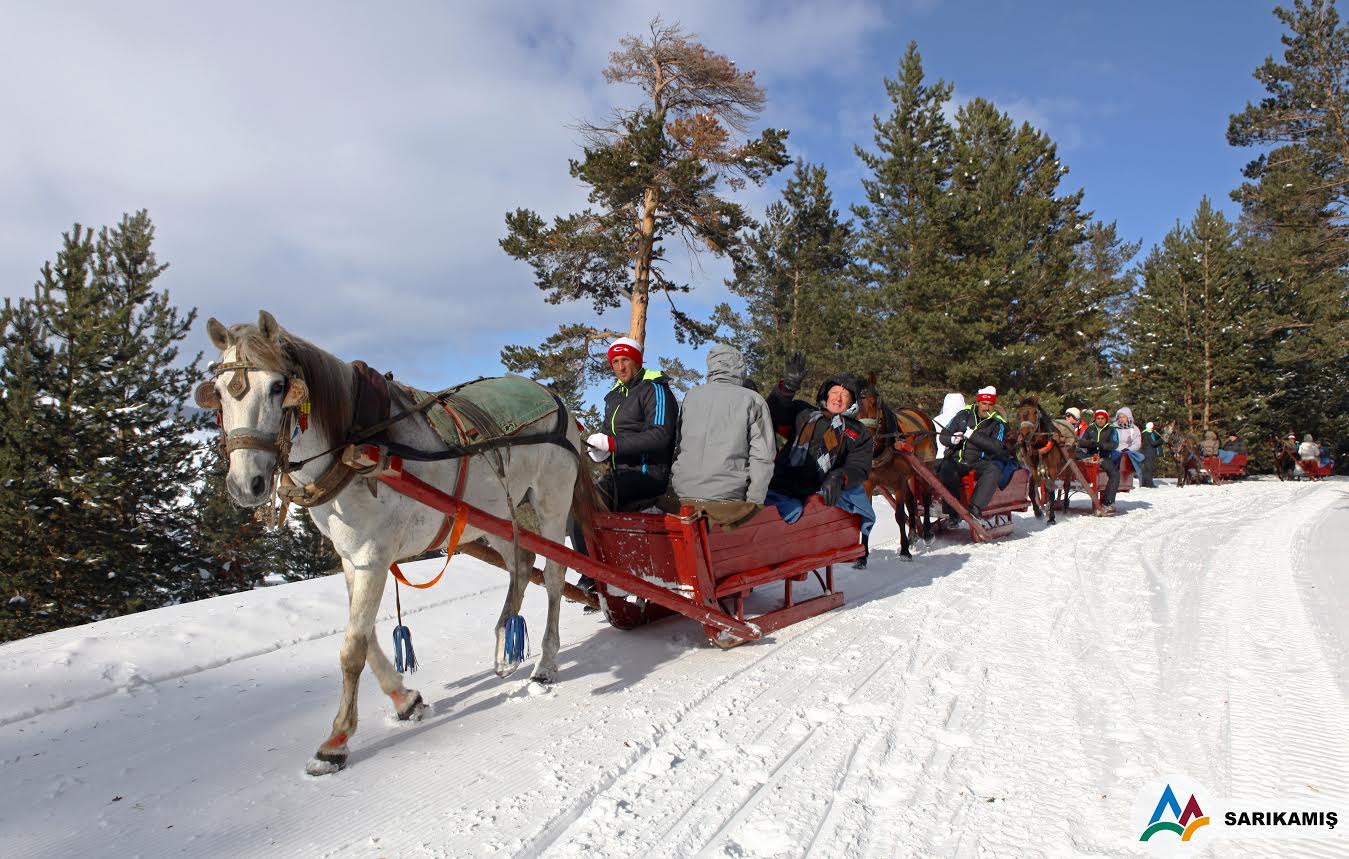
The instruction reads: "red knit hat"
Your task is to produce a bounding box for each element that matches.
[1093,408,1109,418]
[975,386,997,404]
[607,337,642,365]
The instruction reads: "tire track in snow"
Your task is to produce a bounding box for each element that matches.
[516,571,931,857]
[1220,482,1349,858]
[523,558,962,858]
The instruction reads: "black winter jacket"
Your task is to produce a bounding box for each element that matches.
[1143,429,1164,455]
[1078,421,1119,457]
[602,368,679,482]
[767,375,873,498]
[939,406,1010,466]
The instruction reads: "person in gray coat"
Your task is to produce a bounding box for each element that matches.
[672,344,776,504]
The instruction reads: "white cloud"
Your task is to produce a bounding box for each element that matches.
[0,1,883,387]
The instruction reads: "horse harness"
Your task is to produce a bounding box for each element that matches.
[197,359,577,535]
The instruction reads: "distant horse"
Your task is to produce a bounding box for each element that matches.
[1013,397,1072,524]
[857,375,937,562]
[1270,436,1297,481]
[1163,422,1206,487]
[197,311,599,775]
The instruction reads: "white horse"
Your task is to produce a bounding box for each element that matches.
[197,311,597,775]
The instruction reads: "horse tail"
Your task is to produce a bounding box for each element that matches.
[563,407,606,550]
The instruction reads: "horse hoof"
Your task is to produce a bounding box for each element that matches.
[852,558,868,569]
[495,660,524,679]
[396,691,426,722]
[899,553,914,562]
[305,752,347,776]
[1034,509,1044,519]
[529,673,554,686]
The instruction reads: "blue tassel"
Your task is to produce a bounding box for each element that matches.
[504,615,529,666]
[393,624,417,673]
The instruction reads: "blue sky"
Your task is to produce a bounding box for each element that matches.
[0,1,1287,401]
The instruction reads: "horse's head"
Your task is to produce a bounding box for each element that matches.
[1014,396,1044,440]
[855,375,888,451]
[196,310,312,507]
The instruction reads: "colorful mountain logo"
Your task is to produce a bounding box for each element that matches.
[1140,784,1210,842]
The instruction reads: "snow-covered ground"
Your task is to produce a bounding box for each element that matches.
[2,477,1347,857]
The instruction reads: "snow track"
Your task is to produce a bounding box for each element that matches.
[0,479,1346,857]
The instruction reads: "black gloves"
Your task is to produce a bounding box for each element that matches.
[783,352,807,394]
[820,470,846,507]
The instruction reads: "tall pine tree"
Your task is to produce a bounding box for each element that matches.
[718,159,855,388]
[0,213,205,641]
[501,17,788,396]
[851,42,958,405]
[942,97,1090,395]
[1121,200,1265,434]
[1228,0,1349,452]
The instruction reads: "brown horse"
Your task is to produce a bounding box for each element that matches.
[1269,436,1298,481]
[1013,397,1071,524]
[857,376,938,562]
[1163,422,1206,486]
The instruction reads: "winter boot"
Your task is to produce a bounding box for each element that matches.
[968,505,992,530]
[853,536,869,569]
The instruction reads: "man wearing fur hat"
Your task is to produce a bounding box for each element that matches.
[937,386,1010,528]
[764,353,877,566]
[1079,408,1120,513]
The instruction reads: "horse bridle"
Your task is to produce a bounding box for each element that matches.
[858,389,897,467]
[194,360,310,459]
[1017,407,1056,456]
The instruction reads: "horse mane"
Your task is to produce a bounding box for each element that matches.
[226,323,353,441]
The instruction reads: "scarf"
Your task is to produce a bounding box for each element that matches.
[787,411,845,475]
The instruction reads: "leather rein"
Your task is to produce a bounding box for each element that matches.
[197,360,576,524]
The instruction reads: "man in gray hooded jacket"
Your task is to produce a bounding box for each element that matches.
[672,344,776,504]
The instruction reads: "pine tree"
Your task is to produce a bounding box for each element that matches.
[279,509,342,582]
[851,43,958,405]
[719,159,855,388]
[0,293,64,638]
[1228,0,1349,451]
[501,17,789,391]
[182,442,276,599]
[0,213,206,641]
[1120,200,1266,433]
[1064,221,1142,405]
[941,98,1090,395]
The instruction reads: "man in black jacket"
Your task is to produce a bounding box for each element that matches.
[937,386,1010,528]
[1078,408,1120,514]
[764,354,876,565]
[1139,420,1163,487]
[582,337,679,510]
[575,337,679,599]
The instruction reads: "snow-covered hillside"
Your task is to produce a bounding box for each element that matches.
[2,478,1347,858]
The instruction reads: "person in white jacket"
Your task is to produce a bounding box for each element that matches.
[1115,407,1144,478]
[1298,434,1321,462]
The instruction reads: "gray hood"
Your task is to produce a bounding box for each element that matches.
[706,344,746,385]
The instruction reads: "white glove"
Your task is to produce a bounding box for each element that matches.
[585,432,614,462]
[949,432,965,446]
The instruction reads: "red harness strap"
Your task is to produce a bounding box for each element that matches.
[388,400,474,589]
